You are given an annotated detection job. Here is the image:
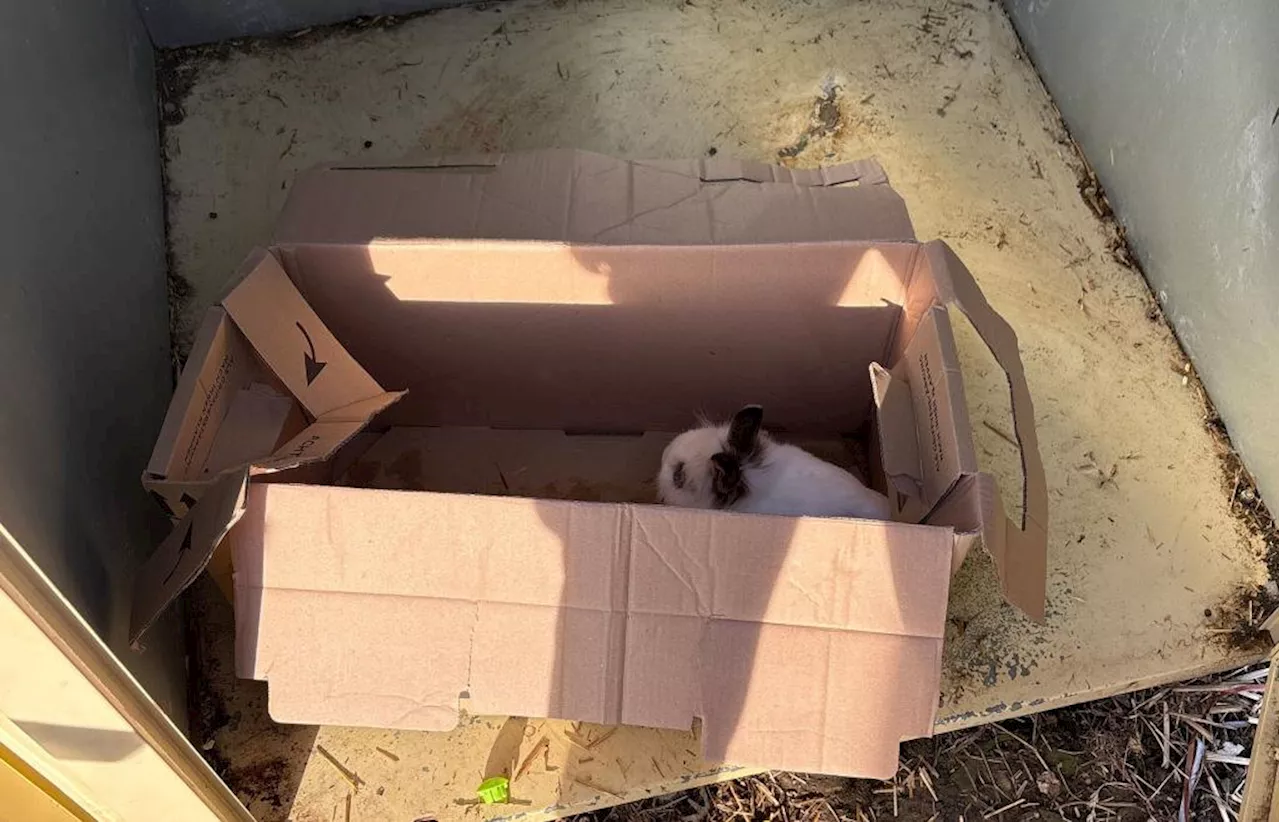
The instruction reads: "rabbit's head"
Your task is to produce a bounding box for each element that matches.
[656,405,766,509]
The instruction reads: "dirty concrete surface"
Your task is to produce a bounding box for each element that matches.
[159,0,1274,819]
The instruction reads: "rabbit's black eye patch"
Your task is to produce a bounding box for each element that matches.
[672,461,686,489]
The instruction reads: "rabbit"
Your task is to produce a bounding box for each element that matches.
[656,405,891,520]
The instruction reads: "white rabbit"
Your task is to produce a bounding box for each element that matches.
[656,405,891,520]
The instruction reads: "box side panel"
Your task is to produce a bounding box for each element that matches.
[624,505,951,776]
[236,484,952,777]
[284,242,914,433]
[273,151,914,246]
[336,427,673,502]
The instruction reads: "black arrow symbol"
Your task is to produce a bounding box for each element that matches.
[297,321,327,385]
[163,522,195,585]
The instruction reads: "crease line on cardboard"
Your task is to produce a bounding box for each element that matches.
[611,505,634,724]
[706,185,733,245]
[588,186,709,242]
[783,574,827,615]
[461,533,485,698]
[882,244,922,367]
[633,515,707,616]
[235,585,945,640]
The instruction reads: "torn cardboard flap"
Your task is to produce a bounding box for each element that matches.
[142,248,401,517]
[924,240,1047,619]
[145,248,401,494]
[130,469,249,647]
[872,240,1048,619]
[923,242,1047,516]
[132,248,403,643]
[202,381,300,475]
[208,385,405,479]
[233,483,953,778]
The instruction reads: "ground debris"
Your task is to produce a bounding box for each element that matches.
[778,80,844,159]
[1075,450,1118,489]
[315,744,365,792]
[578,665,1271,822]
[1205,585,1279,654]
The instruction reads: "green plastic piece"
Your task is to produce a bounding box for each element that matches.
[477,776,510,804]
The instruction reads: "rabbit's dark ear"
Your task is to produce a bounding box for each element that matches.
[727,405,764,457]
[710,452,746,507]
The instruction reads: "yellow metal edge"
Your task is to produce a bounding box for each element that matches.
[0,521,251,821]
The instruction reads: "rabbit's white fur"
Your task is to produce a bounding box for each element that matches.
[656,406,891,520]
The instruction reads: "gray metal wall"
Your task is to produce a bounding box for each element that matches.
[137,0,469,48]
[0,1,186,722]
[1003,0,1279,513]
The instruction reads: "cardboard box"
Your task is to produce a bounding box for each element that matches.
[131,150,1048,779]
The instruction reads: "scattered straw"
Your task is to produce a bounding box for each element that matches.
[576,663,1270,822]
[315,745,365,792]
[514,736,549,782]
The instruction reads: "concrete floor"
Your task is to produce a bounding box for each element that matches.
[162,1,1272,819]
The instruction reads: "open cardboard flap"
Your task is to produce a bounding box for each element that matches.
[131,469,249,647]
[131,249,404,645]
[870,241,1048,620]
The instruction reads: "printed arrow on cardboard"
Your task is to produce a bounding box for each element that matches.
[162,522,194,585]
[296,321,327,385]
